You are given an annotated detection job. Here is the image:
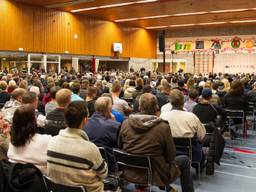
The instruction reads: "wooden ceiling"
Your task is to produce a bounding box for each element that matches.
[16,0,256,30]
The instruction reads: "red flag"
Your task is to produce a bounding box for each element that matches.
[92,56,96,73]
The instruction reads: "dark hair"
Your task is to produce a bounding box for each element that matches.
[188,89,198,100]
[50,86,61,99]
[22,92,38,104]
[64,101,88,128]
[230,80,244,96]
[71,81,80,94]
[87,86,97,97]
[11,105,37,147]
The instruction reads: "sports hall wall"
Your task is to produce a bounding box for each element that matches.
[0,0,156,59]
[158,26,256,74]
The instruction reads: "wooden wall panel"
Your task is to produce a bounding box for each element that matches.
[0,0,156,58]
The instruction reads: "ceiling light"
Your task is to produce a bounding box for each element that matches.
[71,0,158,12]
[230,20,256,23]
[146,25,167,29]
[114,8,256,23]
[172,12,208,16]
[209,9,249,13]
[198,22,227,25]
[169,24,196,27]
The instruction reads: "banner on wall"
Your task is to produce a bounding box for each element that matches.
[169,36,256,54]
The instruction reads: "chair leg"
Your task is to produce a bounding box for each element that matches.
[198,162,201,185]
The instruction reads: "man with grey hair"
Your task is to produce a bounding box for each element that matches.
[84,96,120,173]
[119,93,194,192]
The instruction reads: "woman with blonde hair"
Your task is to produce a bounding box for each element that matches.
[19,80,28,90]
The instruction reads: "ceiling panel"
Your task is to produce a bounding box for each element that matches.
[15,0,256,29]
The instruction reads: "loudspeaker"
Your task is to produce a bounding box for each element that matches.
[158,31,165,52]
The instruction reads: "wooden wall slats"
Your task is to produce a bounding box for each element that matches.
[0,0,156,58]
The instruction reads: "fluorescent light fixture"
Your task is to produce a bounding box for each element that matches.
[169,24,196,27]
[71,0,158,12]
[172,12,208,16]
[146,25,167,29]
[230,20,256,23]
[114,8,256,23]
[209,9,249,13]
[198,22,227,25]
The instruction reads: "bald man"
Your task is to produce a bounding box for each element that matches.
[84,96,120,173]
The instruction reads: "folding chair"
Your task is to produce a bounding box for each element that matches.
[246,102,256,130]
[225,109,246,138]
[173,137,201,184]
[43,175,86,192]
[113,149,171,192]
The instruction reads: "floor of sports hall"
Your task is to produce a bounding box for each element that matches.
[125,128,256,192]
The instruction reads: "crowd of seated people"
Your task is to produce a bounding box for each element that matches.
[0,69,256,191]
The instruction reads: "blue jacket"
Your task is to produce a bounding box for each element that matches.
[84,112,120,173]
[84,112,120,149]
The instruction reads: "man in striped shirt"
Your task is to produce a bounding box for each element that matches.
[47,101,107,192]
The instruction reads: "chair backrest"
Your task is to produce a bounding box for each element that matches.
[225,109,244,119]
[112,149,152,185]
[43,176,86,192]
[173,137,192,160]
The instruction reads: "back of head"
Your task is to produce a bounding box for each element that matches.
[139,93,158,115]
[11,104,37,147]
[201,88,212,100]
[22,92,38,104]
[136,78,144,87]
[188,89,198,100]
[87,86,97,98]
[71,81,80,94]
[111,80,122,93]
[161,82,171,93]
[11,88,26,101]
[50,86,61,99]
[95,96,112,115]
[0,81,7,91]
[64,101,88,129]
[230,80,243,96]
[56,88,72,107]
[19,80,28,90]
[170,89,184,108]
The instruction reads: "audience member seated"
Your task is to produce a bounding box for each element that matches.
[184,89,198,112]
[71,81,83,101]
[177,79,188,95]
[102,93,125,124]
[22,92,46,129]
[111,80,132,115]
[0,81,11,108]
[123,79,136,99]
[119,93,194,192]
[79,79,89,99]
[45,89,71,136]
[193,89,226,128]
[247,82,256,102]
[156,82,171,109]
[47,101,107,191]
[7,104,51,174]
[86,86,97,117]
[223,80,247,110]
[84,96,120,172]
[160,90,206,168]
[1,88,26,123]
[0,115,10,160]
[45,86,60,115]
[193,88,226,173]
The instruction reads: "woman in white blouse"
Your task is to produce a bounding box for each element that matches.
[7,104,51,174]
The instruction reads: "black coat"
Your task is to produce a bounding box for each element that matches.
[0,161,47,192]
